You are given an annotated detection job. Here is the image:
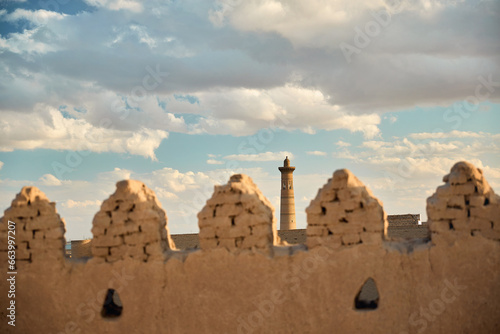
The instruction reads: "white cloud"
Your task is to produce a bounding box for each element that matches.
[1,1,498,108]
[336,136,500,185]
[409,130,485,140]
[190,85,381,138]
[387,115,397,124]
[306,151,326,156]
[482,166,500,179]
[331,135,500,221]
[0,27,60,54]
[224,151,293,162]
[207,159,224,165]
[210,0,386,47]
[336,140,351,147]
[154,187,179,200]
[39,174,63,186]
[84,0,143,13]
[142,167,212,193]
[123,128,168,160]
[107,24,158,49]
[97,168,132,182]
[61,199,102,209]
[2,8,65,24]
[0,107,168,160]
[208,0,493,53]
[0,161,3,170]
[0,1,495,144]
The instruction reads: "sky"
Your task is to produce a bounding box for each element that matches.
[0,0,499,240]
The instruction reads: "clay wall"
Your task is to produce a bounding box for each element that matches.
[0,161,499,333]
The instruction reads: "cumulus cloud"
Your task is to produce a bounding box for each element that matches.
[224,151,293,161]
[336,140,351,147]
[61,199,102,209]
[409,130,486,139]
[306,151,327,156]
[0,27,60,54]
[84,0,143,13]
[207,159,224,165]
[387,115,397,124]
[154,187,179,200]
[2,8,65,23]
[97,168,132,182]
[188,85,382,137]
[331,132,500,221]
[0,0,496,153]
[39,174,63,186]
[0,107,168,159]
[336,133,500,180]
[210,0,385,46]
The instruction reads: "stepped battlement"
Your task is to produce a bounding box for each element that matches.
[0,161,499,333]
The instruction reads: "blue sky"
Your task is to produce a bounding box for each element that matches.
[0,0,499,240]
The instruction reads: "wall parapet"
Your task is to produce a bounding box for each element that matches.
[305,169,385,249]
[0,186,65,264]
[427,161,500,243]
[90,180,175,263]
[0,161,499,333]
[197,174,278,254]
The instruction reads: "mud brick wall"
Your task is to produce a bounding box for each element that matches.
[91,180,175,263]
[71,240,92,259]
[0,187,65,263]
[197,174,279,254]
[0,161,499,334]
[305,169,385,248]
[427,161,500,243]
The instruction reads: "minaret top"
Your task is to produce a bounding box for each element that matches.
[279,156,295,172]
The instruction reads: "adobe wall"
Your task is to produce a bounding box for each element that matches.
[386,214,429,239]
[0,161,499,334]
[71,240,92,259]
[68,220,423,256]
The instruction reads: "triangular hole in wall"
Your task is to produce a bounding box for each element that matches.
[354,278,379,311]
[101,289,123,318]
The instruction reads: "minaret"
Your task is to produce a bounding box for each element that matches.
[278,156,296,230]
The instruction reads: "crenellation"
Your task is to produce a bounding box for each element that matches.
[0,186,66,265]
[90,180,175,263]
[197,174,278,254]
[306,169,385,249]
[0,161,499,333]
[427,161,500,243]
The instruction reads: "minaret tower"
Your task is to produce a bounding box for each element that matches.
[278,156,296,230]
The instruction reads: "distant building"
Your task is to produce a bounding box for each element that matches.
[386,214,429,239]
[65,242,71,258]
[278,156,296,230]
[66,215,427,258]
[69,239,92,259]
